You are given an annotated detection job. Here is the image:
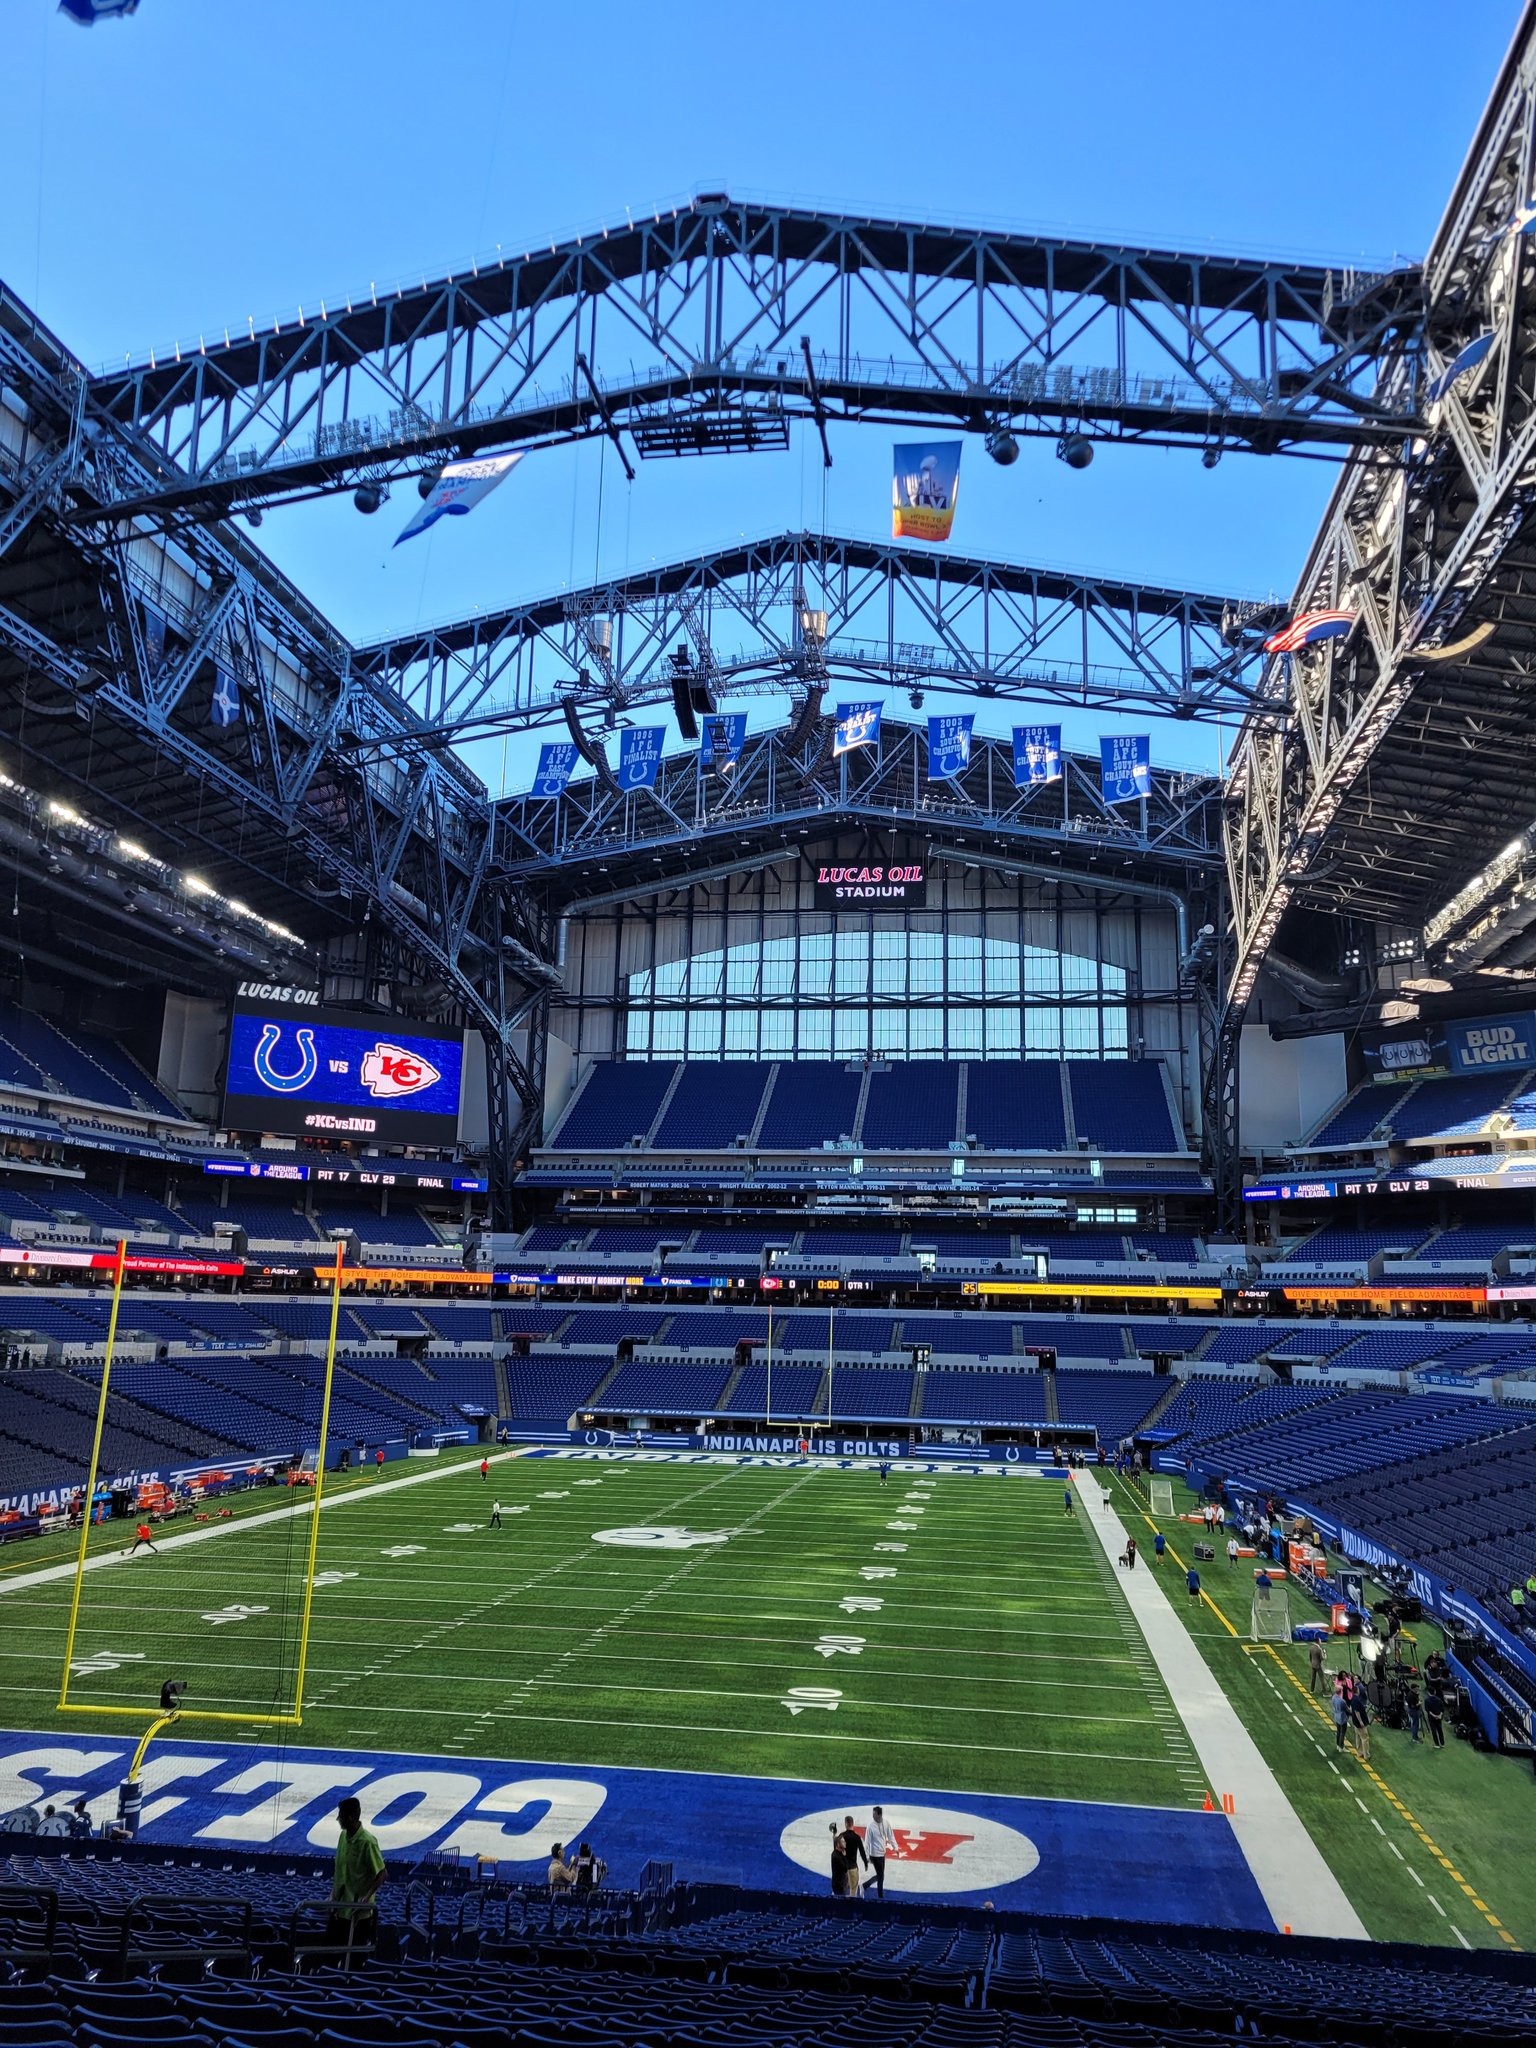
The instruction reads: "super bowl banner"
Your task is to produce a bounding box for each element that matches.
[394,451,525,546]
[617,725,666,790]
[926,712,973,780]
[1100,734,1151,804]
[700,712,747,775]
[1012,724,1062,788]
[892,442,962,544]
[531,742,578,798]
[834,702,883,757]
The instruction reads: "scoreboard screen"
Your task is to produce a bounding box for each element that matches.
[223,992,465,1144]
[813,859,928,909]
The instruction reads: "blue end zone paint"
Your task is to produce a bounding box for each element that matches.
[0,1730,1269,1931]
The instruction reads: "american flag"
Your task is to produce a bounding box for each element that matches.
[1263,609,1355,656]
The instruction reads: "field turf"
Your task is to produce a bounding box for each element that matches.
[4,1450,1201,1805]
[3,1447,1535,1951]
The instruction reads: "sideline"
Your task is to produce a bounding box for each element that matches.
[0,1448,537,1601]
[1074,1473,1369,1941]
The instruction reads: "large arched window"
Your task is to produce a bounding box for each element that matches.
[623,929,1128,1060]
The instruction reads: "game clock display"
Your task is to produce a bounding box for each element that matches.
[222,995,465,1143]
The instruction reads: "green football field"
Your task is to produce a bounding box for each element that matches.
[2,1446,1534,1951]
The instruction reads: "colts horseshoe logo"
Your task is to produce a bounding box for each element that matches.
[252,1022,318,1093]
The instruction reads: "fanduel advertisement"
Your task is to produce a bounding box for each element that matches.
[223,996,464,1143]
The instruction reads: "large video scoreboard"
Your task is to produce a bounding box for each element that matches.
[222,990,465,1144]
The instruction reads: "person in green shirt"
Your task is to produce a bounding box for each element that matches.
[1513,1584,1527,1609]
[329,1796,384,1958]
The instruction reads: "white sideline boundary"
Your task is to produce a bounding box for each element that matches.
[1075,1475,1369,1941]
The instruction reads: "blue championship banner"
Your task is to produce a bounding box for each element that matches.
[926,712,973,780]
[1012,724,1062,787]
[1099,734,1151,803]
[617,725,666,790]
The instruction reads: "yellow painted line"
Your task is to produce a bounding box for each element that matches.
[1116,1473,1519,1952]
[1261,1644,1519,1950]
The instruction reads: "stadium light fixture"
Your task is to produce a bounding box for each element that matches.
[182,874,213,895]
[47,800,84,825]
[115,836,152,862]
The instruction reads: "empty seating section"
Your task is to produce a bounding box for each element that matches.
[666,1310,769,1348]
[1124,1320,1203,1357]
[1066,1060,1179,1152]
[503,1354,601,1422]
[692,1223,795,1253]
[1419,1222,1536,1259]
[1310,1426,1536,1631]
[1307,1079,1412,1148]
[414,1303,497,1344]
[965,1060,1067,1149]
[521,1221,590,1252]
[423,1354,501,1413]
[583,1225,683,1253]
[823,1366,915,1418]
[0,1863,1533,2047]
[921,1369,1048,1423]
[1,1367,241,1481]
[917,1227,1015,1258]
[1198,1323,1294,1364]
[344,1301,431,1338]
[798,1228,904,1257]
[600,1359,733,1413]
[726,1363,824,1414]
[651,1061,770,1147]
[1281,1226,1428,1263]
[1182,1389,1526,1493]
[1324,1329,1461,1372]
[772,1313,896,1353]
[861,1062,958,1147]
[555,1061,678,1148]
[1390,1071,1522,1141]
[1053,1372,1161,1440]
[1019,1319,1126,1361]
[1156,1378,1330,1443]
[1127,1231,1202,1260]
[558,1308,670,1345]
[901,1315,1016,1359]
[757,1061,863,1148]
[0,1000,184,1116]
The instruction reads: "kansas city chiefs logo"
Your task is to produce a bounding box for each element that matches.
[359,1043,442,1100]
[779,1803,1039,1895]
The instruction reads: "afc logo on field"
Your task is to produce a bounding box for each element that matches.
[779,1803,1040,1894]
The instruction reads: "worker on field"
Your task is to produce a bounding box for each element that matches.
[329,1796,385,1959]
[1152,1530,1166,1566]
[375,1448,385,1477]
[490,1499,502,1529]
[1186,1565,1201,1604]
[1063,1484,1074,1516]
[480,1457,489,1482]
[125,1520,157,1557]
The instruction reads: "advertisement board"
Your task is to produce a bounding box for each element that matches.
[222,995,464,1144]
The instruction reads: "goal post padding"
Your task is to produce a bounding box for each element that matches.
[1249,1587,1291,1643]
[1149,1477,1174,1517]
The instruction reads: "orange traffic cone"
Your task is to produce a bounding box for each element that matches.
[1202,1790,1215,1812]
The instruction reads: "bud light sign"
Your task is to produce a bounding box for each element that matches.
[1446,1013,1536,1073]
[224,996,464,1142]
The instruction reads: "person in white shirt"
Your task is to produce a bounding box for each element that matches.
[864,1805,897,1899]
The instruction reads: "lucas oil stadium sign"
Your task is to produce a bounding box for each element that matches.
[813,861,926,909]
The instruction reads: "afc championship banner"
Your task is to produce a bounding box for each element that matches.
[926,712,973,780]
[223,993,465,1144]
[617,725,665,790]
[1013,724,1062,788]
[530,741,578,798]
[1100,734,1151,804]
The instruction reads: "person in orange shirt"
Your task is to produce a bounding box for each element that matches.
[126,1521,157,1557]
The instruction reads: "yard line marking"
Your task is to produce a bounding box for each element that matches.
[1452,1927,1473,1950]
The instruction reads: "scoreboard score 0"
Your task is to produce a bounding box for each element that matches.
[813,859,927,909]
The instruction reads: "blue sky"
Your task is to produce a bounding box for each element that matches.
[4,0,1523,793]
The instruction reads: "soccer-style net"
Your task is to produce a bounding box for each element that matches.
[1249,1586,1292,1643]
[1148,1477,1174,1518]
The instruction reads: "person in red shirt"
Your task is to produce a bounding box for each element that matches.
[126,1521,157,1557]
[375,1449,385,1476]
[479,1457,489,1482]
